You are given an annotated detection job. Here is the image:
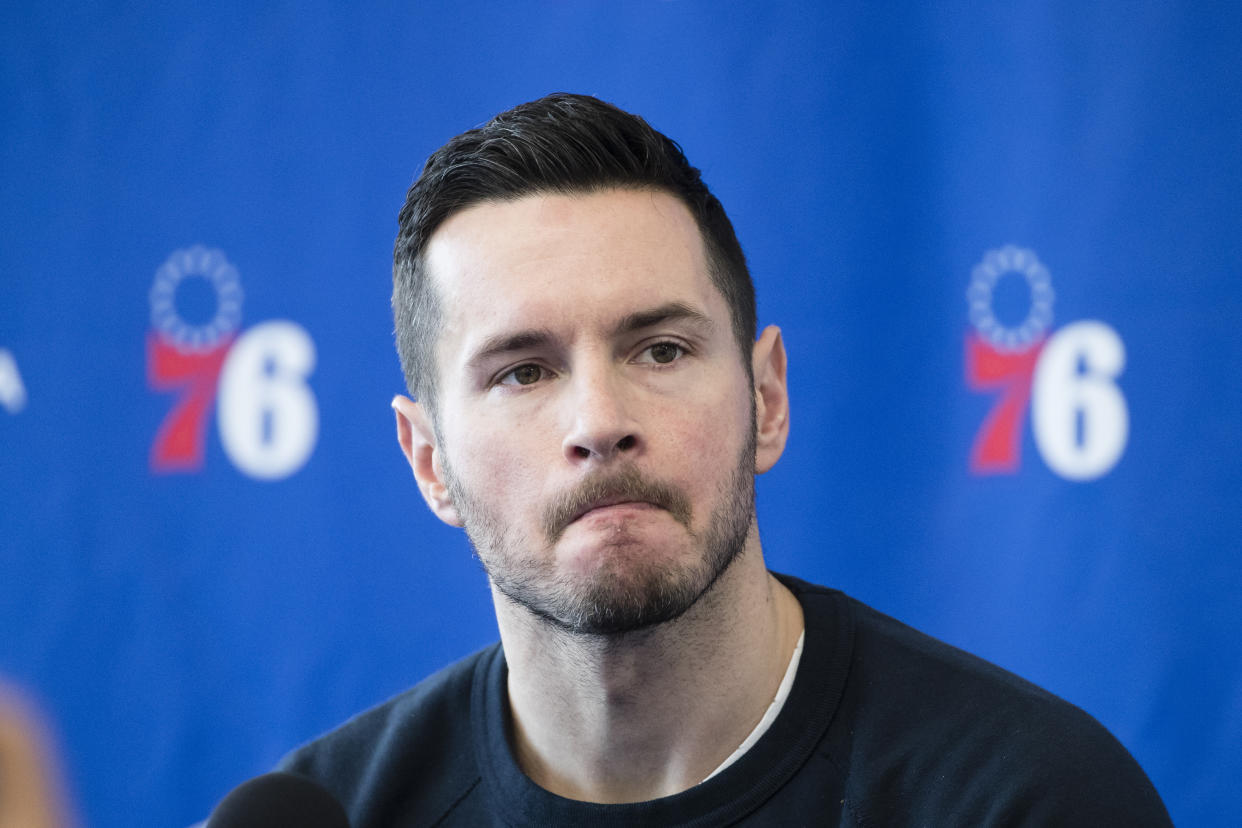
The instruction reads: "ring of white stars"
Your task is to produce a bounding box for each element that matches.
[149,245,244,352]
[966,244,1055,352]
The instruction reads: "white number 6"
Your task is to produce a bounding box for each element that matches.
[1031,320,1128,481]
[217,320,319,480]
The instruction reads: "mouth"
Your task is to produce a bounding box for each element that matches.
[568,496,659,524]
[542,468,692,543]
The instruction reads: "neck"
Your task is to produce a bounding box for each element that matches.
[494,537,804,803]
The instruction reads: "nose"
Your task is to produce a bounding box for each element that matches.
[562,365,642,464]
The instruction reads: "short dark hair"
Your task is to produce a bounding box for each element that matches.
[392,92,756,410]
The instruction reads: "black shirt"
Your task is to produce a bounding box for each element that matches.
[279,575,1172,826]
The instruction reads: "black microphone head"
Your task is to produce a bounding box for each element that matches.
[206,771,350,828]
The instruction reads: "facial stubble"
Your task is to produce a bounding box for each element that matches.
[443,423,757,637]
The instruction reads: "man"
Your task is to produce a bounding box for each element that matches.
[277,93,1170,825]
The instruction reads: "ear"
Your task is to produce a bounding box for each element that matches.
[751,326,790,474]
[392,395,464,527]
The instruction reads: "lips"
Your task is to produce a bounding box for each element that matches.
[569,496,657,524]
[542,468,692,543]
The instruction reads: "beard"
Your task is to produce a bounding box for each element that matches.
[444,425,757,637]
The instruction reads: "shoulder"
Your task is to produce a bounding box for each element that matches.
[779,576,1171,825]
[277,643,499,826]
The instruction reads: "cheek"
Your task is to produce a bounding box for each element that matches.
[445,414,553,505]
[657,382,753,485]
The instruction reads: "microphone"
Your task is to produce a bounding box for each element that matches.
[206,771,350,828]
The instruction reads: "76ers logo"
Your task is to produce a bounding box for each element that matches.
[148,246,318,480]
[966,246,1128,481]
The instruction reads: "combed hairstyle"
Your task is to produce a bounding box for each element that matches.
[392,92,756,412]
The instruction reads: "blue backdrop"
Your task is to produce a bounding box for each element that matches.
[2,3,1239,825]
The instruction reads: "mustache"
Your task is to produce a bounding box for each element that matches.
[541,466,693,543]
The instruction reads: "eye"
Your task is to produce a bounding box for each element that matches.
[499,364,545,386]
[638,341,685,365]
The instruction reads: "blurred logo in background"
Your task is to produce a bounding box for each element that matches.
[147,246,318,480]
[0,349,26,414]
[966,245,1128,481]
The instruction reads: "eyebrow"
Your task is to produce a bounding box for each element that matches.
[611,301,715,338]
[466,328,560,370]
[465,301,715,370]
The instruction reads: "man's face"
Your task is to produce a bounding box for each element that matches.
[420,188,760,635]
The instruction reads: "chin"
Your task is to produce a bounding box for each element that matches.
[551,563,706,635]
[467,449,756,636]
[492,531,741,637]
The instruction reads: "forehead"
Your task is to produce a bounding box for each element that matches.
[423,188,724,360]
